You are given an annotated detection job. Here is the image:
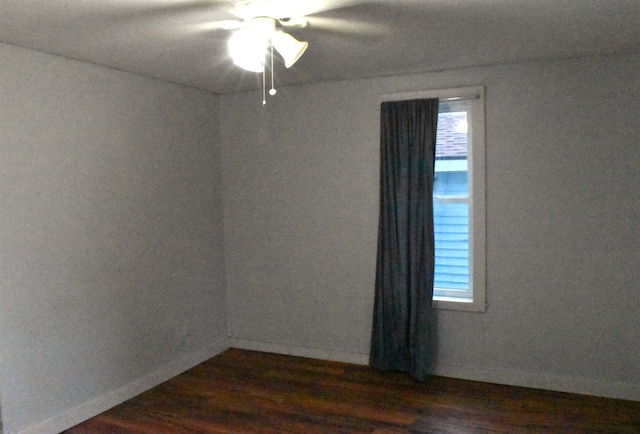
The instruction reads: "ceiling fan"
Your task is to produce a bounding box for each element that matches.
[197,0,368,102]
[225,15,308,73]
[205,0,366,69]
[91,0,377,102]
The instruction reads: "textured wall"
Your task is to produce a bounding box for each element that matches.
[221,53,640,400]
[0,43,227,433]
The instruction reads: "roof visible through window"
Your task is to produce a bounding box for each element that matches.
[436,112,467,160]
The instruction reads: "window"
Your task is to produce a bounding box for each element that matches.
[380,87,486,312]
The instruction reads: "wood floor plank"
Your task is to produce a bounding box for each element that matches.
[63,348,640,433]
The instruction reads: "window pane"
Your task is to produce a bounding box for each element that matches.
[436,110,468,159]
[434,170,468,195]
[433,109,470,299]
[434,201,469,291]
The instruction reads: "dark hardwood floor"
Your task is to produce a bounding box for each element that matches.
[64,348,640,433]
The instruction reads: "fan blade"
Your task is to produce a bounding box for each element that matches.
[185,19,245,33]
[304,15,387,38]
[74,0,237,27]
[64,1,241,54]
[232,0,367,20]
[291,0,367,16]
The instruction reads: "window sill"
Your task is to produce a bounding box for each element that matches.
[433,297,486,312]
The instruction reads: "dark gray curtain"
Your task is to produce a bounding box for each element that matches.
[369,98,439,382]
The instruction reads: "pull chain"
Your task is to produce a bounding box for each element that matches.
[262,38,276,105]
[262,60,266,105]
[269,41,277,96]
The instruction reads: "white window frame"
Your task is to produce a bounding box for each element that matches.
[379,86,486,313]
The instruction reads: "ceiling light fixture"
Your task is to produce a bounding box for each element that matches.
[227,17,308,104]
[272,31,308,68]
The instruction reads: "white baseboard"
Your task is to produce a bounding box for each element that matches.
[230,338,639,402]
[17,338,637,434]
[229,338,370,366]
[20,338,230,434]
[432,363,640,402]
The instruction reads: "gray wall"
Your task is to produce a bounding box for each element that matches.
[221,53,640,400]
[0,43,227,433]
[1,41,638,434]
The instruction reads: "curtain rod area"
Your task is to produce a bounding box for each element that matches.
[379,87,484,103]
[439,95,481,102]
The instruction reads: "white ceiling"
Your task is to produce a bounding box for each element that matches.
[1,0,639,94]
